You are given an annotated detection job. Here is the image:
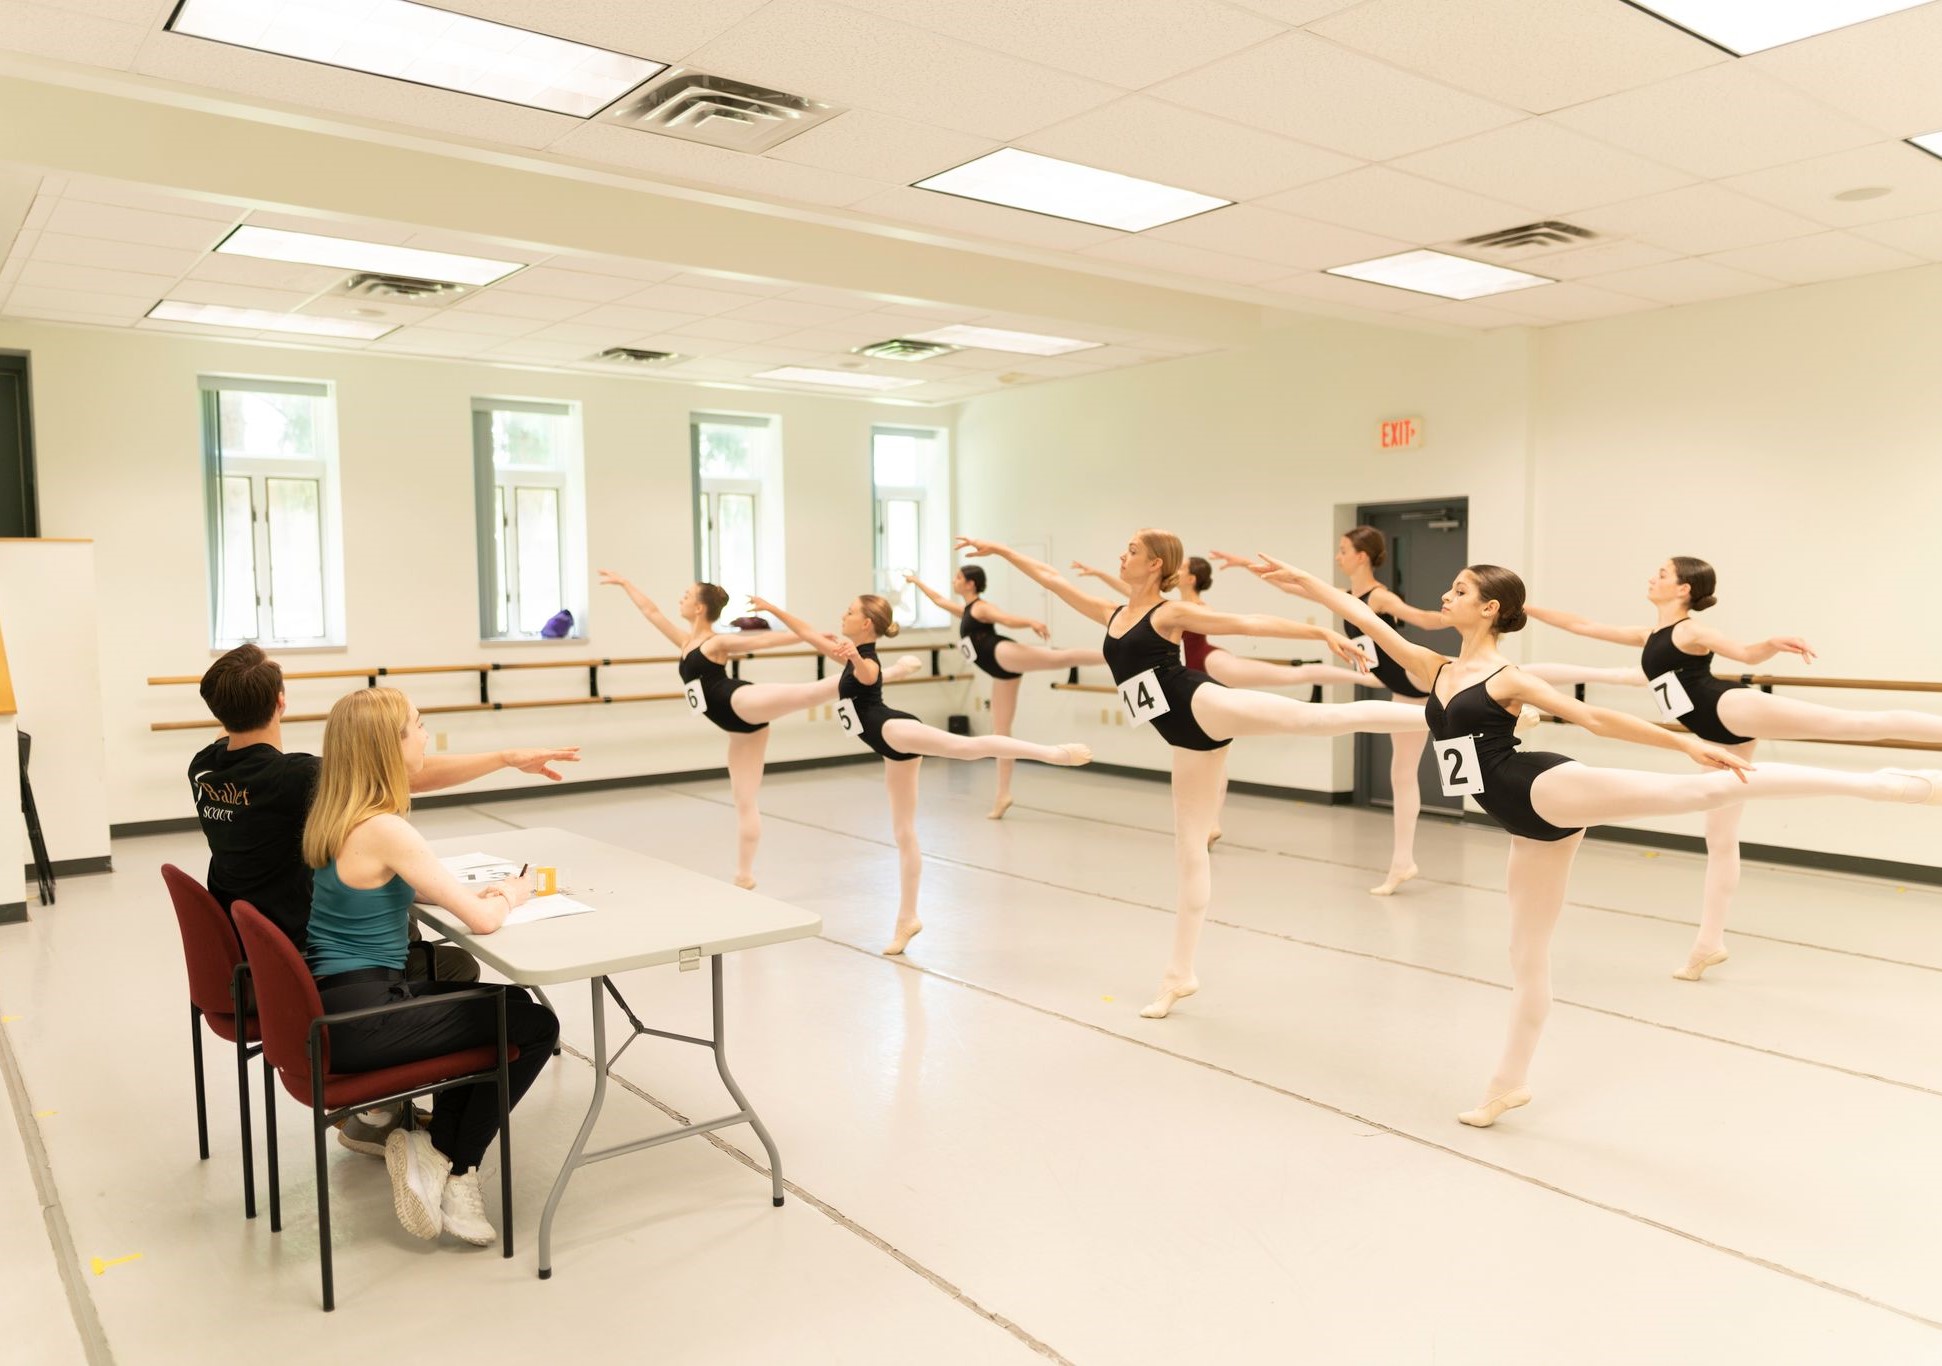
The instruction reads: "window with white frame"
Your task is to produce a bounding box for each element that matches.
[872,425,951,627]
[472,398,587,640]
[201,375,344,648]
[691,413,784,617]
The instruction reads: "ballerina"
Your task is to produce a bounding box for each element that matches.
[958,531,1428,1020]
[906,565,1103,820]
[1254,555,1940,1127]
[1528,555,1942,981]
[753,592,1092,956]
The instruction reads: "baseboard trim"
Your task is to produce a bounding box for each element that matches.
[1084,760,1352,806]
[16,856,111,881]
[0,901,25,925]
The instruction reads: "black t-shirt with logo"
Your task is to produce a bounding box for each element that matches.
[188,740,322,944]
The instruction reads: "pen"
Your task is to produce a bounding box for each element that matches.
[517,863,529,877]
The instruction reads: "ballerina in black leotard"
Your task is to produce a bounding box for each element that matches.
[754,592,1092,956]
[906,565,1104,820]
[959,530,1429,1020]
[1256,557,1941,1129]
[1529,555,1942,982]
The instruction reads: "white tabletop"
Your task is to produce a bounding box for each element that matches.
[415,828,822,986]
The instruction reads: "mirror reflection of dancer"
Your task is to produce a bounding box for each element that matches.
[1529,556,1942,982]
[1257,557,1940,1129]
[600,571,908,891]
[754,593,1092,957]
[959,531,1427,1020]
[906,566,1104,820]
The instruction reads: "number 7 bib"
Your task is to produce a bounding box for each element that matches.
[1648,670,1695,721]
[1436,735,1484,797]
[1117,668,1171,725]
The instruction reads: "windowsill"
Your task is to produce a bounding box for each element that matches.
[478,636,591,648]
[209,642,347,657]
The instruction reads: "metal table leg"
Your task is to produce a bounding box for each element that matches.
[537,976,607,1279]
[708,954,784,1207]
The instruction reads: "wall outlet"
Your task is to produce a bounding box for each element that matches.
[1114,710,1126,726]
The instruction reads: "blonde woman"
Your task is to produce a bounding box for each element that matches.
[301,688,559,1247]
[753,593,1092,956]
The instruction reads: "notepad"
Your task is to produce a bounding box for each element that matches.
[504,894,595,927]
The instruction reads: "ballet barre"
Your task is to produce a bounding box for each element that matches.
[1543,674,1942,752]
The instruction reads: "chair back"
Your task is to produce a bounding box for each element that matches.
[161,864,248,1019]
[232,900,331,1094]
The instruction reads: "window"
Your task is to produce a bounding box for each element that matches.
[691,413,784,617]
[872,425,950,627]
[201,375,343,648]
[472,398,587,640]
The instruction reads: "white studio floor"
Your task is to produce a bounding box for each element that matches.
[3,764,1940,1365]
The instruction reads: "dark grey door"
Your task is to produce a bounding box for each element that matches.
[0,353,37,538]
[1352,498,1467,815]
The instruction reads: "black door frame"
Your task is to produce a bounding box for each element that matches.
[0,350,39,539]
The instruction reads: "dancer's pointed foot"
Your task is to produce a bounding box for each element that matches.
[1052,743,1092,767]
[987,794,1014,820]
[1368,864,1418,897]
[1884,768,1942,804]
[885,655,924,682]
[1457,1086,1531,1128]
[733,874,757,892]
[884,919,923,956]
[1139,977,1198,1019]
[1671,946,1728,981]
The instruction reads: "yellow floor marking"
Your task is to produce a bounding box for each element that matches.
[89,1253,142,1276]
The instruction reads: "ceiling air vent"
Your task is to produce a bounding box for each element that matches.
[855,338,960,362]
[592,347,682,366]
[1459,221,1597,252]
[598,69,841,153]
[336,273,472,301]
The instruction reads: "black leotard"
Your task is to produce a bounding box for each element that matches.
[1425,664,1581,842]
[839,642,920,761]
[1101,605,1230,752]
[1346,589,1429,699]
[678,645,766,735]
[1640,621,1752,746]
[959,603,1022,681]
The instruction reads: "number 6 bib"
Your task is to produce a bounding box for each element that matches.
[1648,670,1695,721]
[682,680,709,716]
[1436,735,1485,797]
[1117,668,1171,725]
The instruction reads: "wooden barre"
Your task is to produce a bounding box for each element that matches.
[1720,673,1942,695]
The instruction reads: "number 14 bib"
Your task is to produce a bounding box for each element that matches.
[1117,669,1171,725]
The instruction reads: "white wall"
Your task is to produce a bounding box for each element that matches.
[0,320,962,827]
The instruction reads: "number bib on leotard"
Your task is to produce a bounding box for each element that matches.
[835,698,864,742]
[957,637,978,664]
[1435,735,1485,797]
[1117,668,1171,725]
[682,680,709,716]
[1351,634,1380,670]
[1648,670,1696,721]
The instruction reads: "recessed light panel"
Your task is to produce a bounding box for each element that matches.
[148,300,396,339]
[753,368,923,392]
[1910,134,1942,162]
[167,0,664,116]
[217,226,523,287]
[1621,1,1930,55]
[1327,249,1553,301]
[905,324,1100,357]
[913,148,1230,232]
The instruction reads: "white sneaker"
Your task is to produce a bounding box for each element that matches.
[439,1171,497,1246]
[383,1128,449,1241]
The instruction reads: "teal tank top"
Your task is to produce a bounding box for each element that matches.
[305,862,415,978]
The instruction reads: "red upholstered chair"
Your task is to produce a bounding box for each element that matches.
[231,900,516,1312]
[160,864,266,1219]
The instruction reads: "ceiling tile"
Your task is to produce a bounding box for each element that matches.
[1221,1,1364,21]
[396,228,544,264]
[486,339,615,363]
[833,0,1281,87]
[241,211,416,244]
[655,357,761,380]
[1402,298,1544,329]
[165,279,317,311]
[29,232,201,278]
[1485,281,1660,322]
[4,300,136,327]
[718,298,859,329]
[17,258,175,299]
[661,271,790,297]
[1390,119,1694,213]
[1722,142,1942,227]
[0,1,145,66]
[548,253,680,283]
[687,0,1122,141]
[1703,231,1925,285]
[44,199,232,251]
[1017,96,1360,203]
[1580,258,1777,305]
[771,323,908,352]
[525,321,652,346]
[1529,238,1679,279]
[186,253,345,292]
[448,291,590,322]
[846,186,1122,251]
[718,344,846,368]
[1079,236,1293,285]
[665,316,795,344]
[1748,3,1942,138]
[1549,64,1883,180]
[492,266,645,302]
[624,282,762,316]
[394,307,544,338]
[1576,183,1824,256]
[867,300,983,323]
[439,0,770,62]
[1260,270,1448,313]
[1851,210,1942,260]
[369,330,492,356]
[559,304,709,334]
[60,177,244,222]
[1256,166,1538,245]
[6,284,155,319]
[1146,204,1410,270]
[547,124,884,208]
[1148,31,1521,161]
[1309,0,1723,114]
[763,108,996,186]
[297,295,444,325]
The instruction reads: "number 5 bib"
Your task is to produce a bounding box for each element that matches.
[1436,735,1485,797]
[1117,668,1171,725]
[835,698,865,742]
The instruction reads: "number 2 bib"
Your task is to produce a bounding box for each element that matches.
[683,680,709,716]
[1436,735,1485,797]
[1117,668,1171,725]
[1351,634,1380,670]
[1649,670,1696,721]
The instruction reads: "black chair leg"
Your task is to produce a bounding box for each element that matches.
[499,1063,513,1258]
[235,1031,256,1221]
[261,1053,278,1229]
[314,1115,334,1312]
[190,1006,209,1161]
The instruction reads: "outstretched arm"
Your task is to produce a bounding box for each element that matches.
[1365,585,1448,632]
[957,538,1117,626]
[1497,670,1751,778]
[748,597,843,660]
[1679,619,1816,667]
[370,814,533,934]
[709,629,806,658]
[973,600,1051,640]
[411,747,580,792]
[1157,601,1370,672]
[1071,560,1132,597]
[1251,558,1446,684]
[904,574,965,617]
[597,569,688,649]
[1524,604,1650,649]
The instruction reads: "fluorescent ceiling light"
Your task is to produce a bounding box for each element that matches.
[166,0,664,116]
[905,324,1100,357]
[148,300,396,340]
[1326,249,1553,301]
[913,148,1230,232]
[1911,131,1942,160]
[752,367,923,392]
[216,225,523,286]
[1620,1,1930,55]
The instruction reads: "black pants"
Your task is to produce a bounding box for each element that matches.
[320,978,558,1173]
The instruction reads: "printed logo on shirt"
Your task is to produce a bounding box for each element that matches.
[193,771,252,822]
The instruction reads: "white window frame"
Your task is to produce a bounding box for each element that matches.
[691,412,783,616]
[472,397,587,642]
[201,374,345,650]
[871,424,951,628]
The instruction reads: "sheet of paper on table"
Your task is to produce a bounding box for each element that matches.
[504,894,595,927]
[439,852,522,884]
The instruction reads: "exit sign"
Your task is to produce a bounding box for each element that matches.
[1378,417,1423,451]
